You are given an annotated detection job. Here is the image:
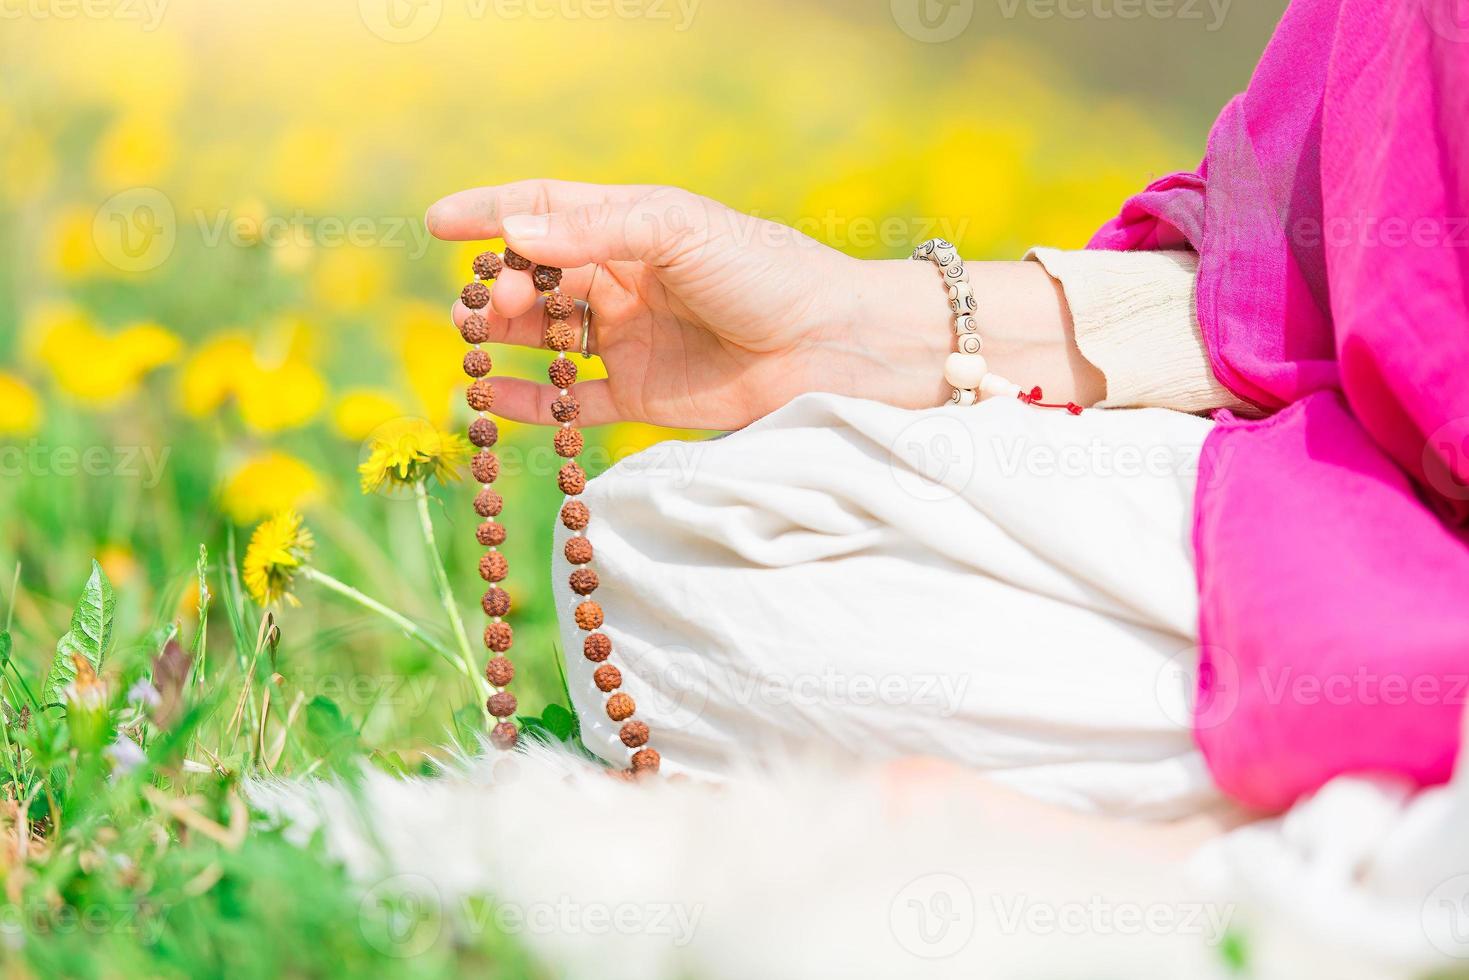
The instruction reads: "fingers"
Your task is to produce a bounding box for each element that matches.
[426,180,661,242]
[499,188,710,269]
[486,377,618,427]
[451,299,548,349]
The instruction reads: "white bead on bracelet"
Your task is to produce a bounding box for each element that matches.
[911,239,1022,407]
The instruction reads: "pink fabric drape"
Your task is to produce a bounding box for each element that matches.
[1091,0,1469,811]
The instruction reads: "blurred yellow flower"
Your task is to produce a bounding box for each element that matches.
[26,303,182,407]
[358,417,470,494]
[0,373,43,435]
[394,301,464,427]
[97,545,140,589]
[311,245,392,312]
[242,510,315,607]
[45,205,104,279]
[267,126,346,210]
[223,452,324,525]
[179,331,327,433]
[92,113,175,188]
[236,360,328,433]
[333,389,406,441]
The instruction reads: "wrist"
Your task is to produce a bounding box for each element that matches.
[822,257,954,409]
[821,255,1103,410]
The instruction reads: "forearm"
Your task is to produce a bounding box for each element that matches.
[828,257,1105,410]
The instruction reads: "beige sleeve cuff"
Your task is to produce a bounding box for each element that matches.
[1025,246,1252,414]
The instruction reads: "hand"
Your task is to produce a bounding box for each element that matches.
[426,180,1100,429]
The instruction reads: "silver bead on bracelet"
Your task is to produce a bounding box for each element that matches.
[911,239,1021,406]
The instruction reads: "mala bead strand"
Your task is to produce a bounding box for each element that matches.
[535,272,660,778]
[463,251,519,750]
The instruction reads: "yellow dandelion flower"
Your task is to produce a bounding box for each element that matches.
[223,451,323,525]
[97,544,140,589]
[0,373,42,435]
[242,511,315,607]
[333,389,405,441]
[358,417,471,495]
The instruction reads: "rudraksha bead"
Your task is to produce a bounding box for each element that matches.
[564,536,593,565]
[487,691,518,718]
[550,394,580,423]
[593,664,622,692]
[532,265,562,291]
[568,568,598,595]
[503,247,533,271]
[620,721,650,748]
[631,748,660,773]
[479,552,509,583]
[548,358,578,388]
[560,500,590,531]
[469,417,499,448]
[474,488,503,517]
[481,587,511,617]
[473,251,503,280]
[460,313,491,344]
[461,282,491,309]
[467,379,496,411]
[476,521,507,547]
[464,350,492,379]
[544,320,577,352]
[485,656,515,687]
[491,721,518,749]
[470,450,500,484]
[545,293,577,320]
[553,427,584,459]
[558,462,586,495]
[583,633,612,662]
[605,692,635,722]
[574,600,604,631]
[483,621,513,652]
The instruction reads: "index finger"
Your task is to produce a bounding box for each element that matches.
[425,179,661,241]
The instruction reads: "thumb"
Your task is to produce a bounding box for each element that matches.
[501,189,714,269]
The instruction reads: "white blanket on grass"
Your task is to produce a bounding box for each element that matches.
[256,394,1469,979]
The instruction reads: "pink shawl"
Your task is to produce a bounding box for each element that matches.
[1091,0,1469,811]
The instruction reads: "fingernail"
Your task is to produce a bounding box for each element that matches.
[503,214,550,240]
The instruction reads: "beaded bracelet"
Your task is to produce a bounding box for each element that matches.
[458,252,659,777]
[912,238,1082,415]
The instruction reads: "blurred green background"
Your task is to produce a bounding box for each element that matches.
[0,0,1288,751]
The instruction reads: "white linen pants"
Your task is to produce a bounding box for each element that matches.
[554,393,1225,818]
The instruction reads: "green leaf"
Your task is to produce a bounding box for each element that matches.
[42,561,115,707]
[540,703,575,742]
[0,630,10,669]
